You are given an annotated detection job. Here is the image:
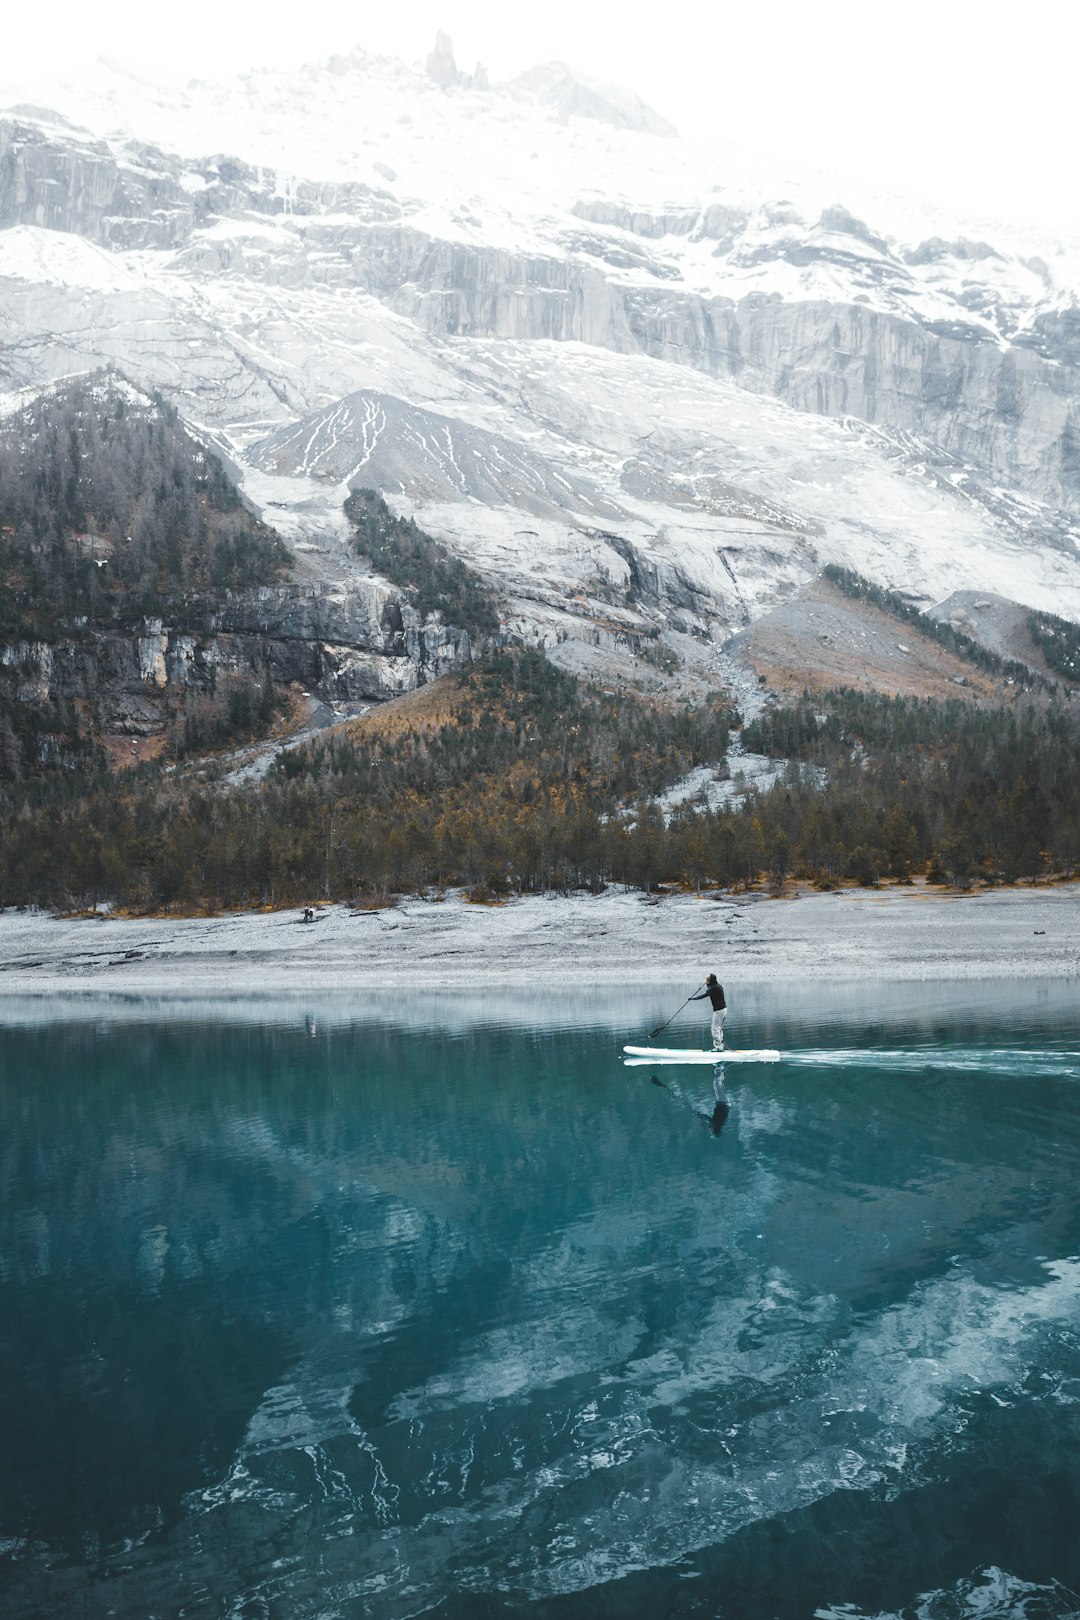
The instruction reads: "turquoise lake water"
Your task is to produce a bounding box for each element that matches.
[1,981,1079,1619]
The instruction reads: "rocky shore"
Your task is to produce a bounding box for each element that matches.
[0,882,1076,999]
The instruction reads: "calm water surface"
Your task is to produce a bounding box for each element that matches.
[1,982,1079,1619]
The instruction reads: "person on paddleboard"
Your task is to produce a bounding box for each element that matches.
[689,973,726,1050]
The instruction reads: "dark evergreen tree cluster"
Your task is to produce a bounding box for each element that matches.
[0,372,289,641]
[0,665,286,786]
[345,487,500,638]
[0,373,293,779]
[1028,609,1080,682]
[742,689,1080,886]
[0,690,102,780]
[161,672,283,763]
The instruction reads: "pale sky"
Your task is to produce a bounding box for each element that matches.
[5,0,1078,235]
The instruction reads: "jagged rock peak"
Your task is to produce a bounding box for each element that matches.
[425,33,488,92]
[816,205,890,255]
[426,31,458,88]
[904,236,1007,267]
[511,61,677,137]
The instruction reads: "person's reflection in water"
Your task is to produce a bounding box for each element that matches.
[709,1067,731,1134]
[651,1065,730,1136]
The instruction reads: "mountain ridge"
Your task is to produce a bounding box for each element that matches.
[1,38,1078,723]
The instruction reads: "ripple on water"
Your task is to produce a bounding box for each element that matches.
[813,1565,1080,1620]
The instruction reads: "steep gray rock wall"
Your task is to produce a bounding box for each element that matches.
[0,118,399,251]
[571,198,698,238]
[619,290,1080,511]
[0,581,471,750]
[356,229,637,349]
[326,225,1080,514]
[0,119,201,249]
[212,582,471,697]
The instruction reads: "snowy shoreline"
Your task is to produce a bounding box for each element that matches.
[0,882,1077,999]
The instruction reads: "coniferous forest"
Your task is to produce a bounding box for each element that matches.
[0,374,293,777]
[0,374,288,640]
[0,647,1077,912]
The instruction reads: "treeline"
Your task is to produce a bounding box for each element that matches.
[345,488,499,638]
[823,564,1052,690]
[0,372,288,641]
[2,657,1078,912]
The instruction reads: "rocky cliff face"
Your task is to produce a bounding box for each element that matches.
[211,580,471,700]
[0,114,399,251]
[1,580,471,768]
[117,195,1076,515]
[622,290,1080,514]
[9,182,1070,513]
[308,222,1077,515]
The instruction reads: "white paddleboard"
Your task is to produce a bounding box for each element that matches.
[623,1045,780,1064]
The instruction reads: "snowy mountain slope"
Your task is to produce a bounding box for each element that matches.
[1,39,1079,691]
[249,389,621,517]
[4,45,1075,266]
[240,338,1080,627]
[3,217,1079,654]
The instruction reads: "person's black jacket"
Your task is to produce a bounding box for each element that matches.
[691,982,726,1011]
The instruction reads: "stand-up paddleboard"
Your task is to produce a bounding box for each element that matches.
[623,1045,780,1064]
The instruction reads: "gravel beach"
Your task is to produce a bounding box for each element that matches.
[0,882,1077,999]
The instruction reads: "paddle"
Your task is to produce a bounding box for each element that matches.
[649,984,704,1040]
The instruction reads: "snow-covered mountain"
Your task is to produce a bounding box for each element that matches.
[2,37,1079,699]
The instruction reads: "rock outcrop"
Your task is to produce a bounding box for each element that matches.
[426,32,460,90]
[211,581,471,698]
[0,116,399,252]
[0,578,471,763]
